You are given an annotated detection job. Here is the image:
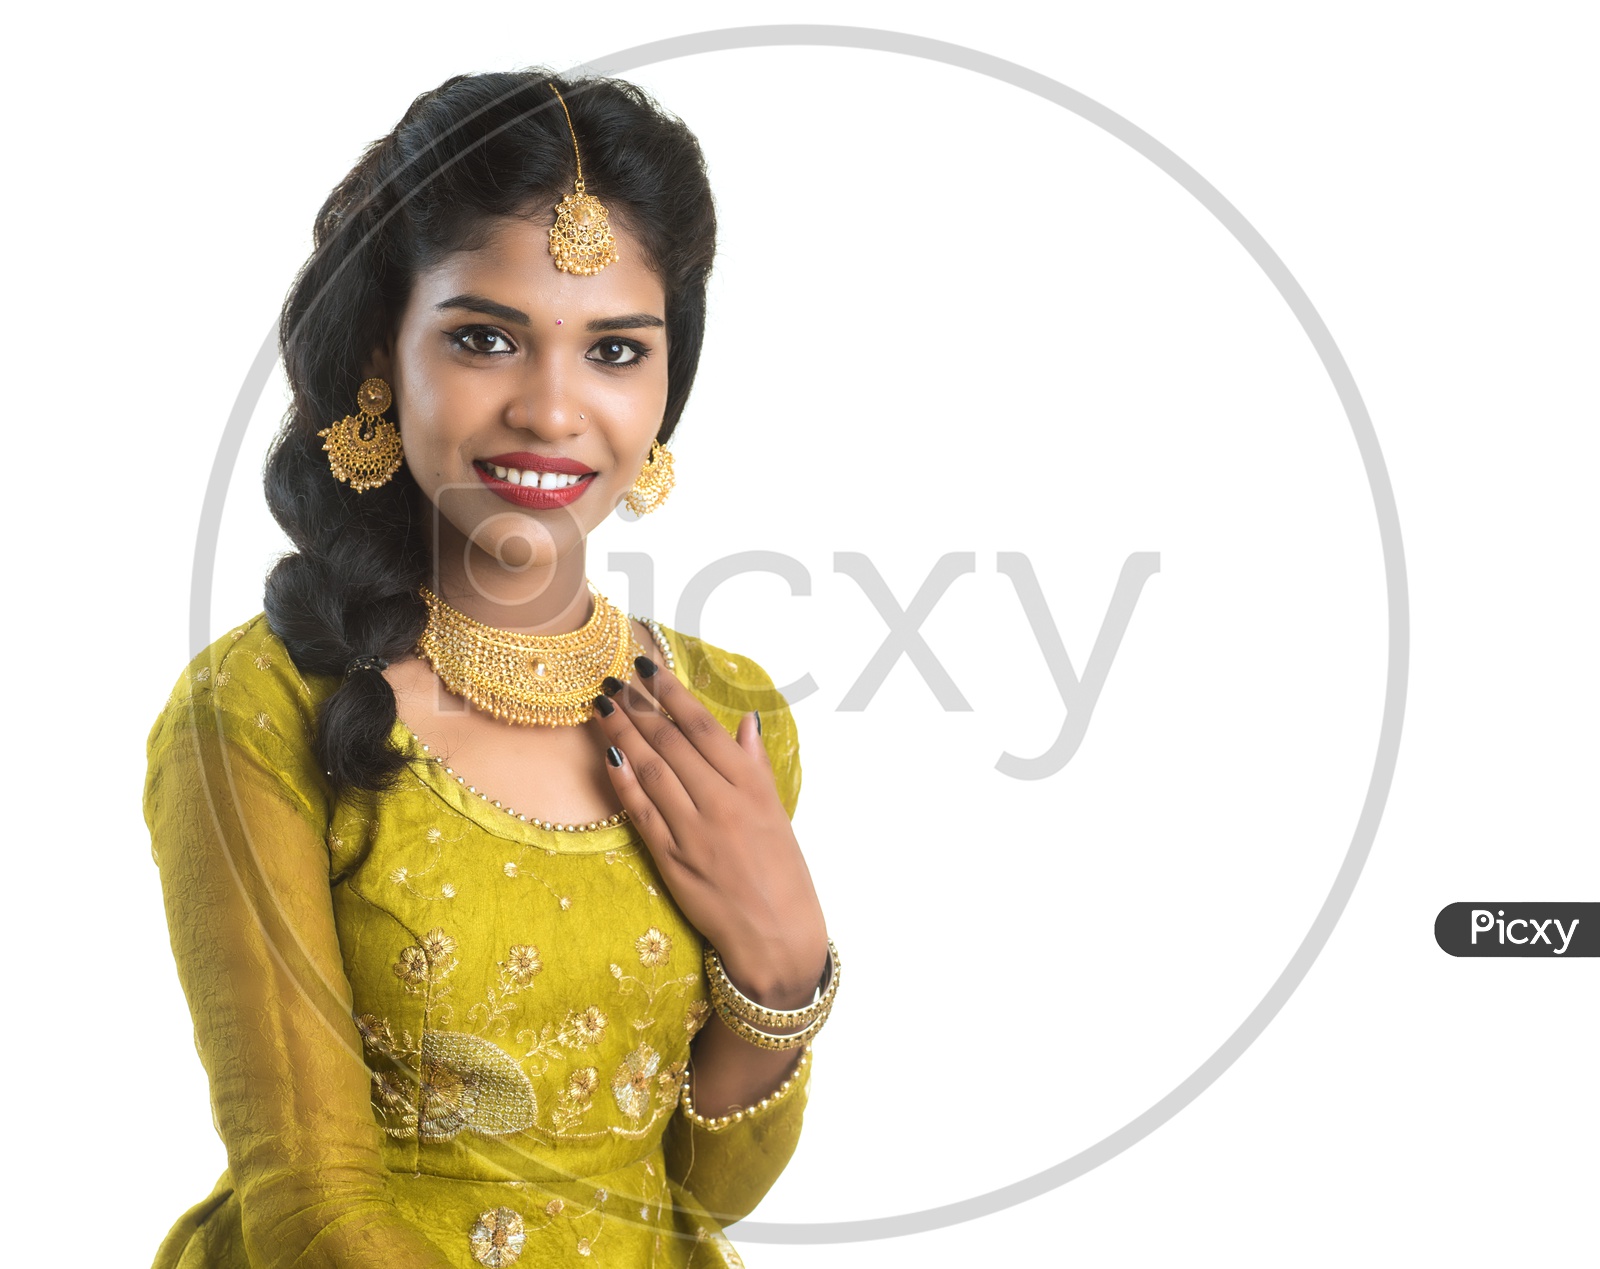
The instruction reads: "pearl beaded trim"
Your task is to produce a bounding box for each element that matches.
[678,1043,813,1132]
[411,616,675,833]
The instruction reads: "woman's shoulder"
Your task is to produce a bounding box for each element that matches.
[654,623,803,816]
[148,611,334,746]
[654,623,793,717]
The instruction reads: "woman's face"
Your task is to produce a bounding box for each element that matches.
[371,210,670,579]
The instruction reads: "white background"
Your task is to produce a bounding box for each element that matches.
[5,1,1595,1263]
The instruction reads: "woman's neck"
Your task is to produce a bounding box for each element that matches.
[428,533,595,635]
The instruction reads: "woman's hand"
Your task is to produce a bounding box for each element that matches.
[590,655,828,1009]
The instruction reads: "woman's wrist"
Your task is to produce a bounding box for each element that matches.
[712,932,830,1011]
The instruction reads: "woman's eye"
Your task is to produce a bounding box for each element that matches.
[589,338,647,366]
[451,327,514,355]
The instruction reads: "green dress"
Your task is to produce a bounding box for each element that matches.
[143,612,811,1268]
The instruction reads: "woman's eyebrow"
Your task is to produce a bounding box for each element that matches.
[586,313,666,333]
[434,296,664,334]
[435,293,529,325]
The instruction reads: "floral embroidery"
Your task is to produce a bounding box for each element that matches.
[393,946,430,988]
[420,928,457,962]
[685,999,712,1036]
[636,927,671,967]
[562,1005,608,1046]
[469,1206,527,1267]
[195,666,211,683]
[372,1070,408,1108]
[611,1043,660,1120]
[385,1031,539,1141]
[356,1013,395,1054]
[613,927,697,1031]
[215,669,231,688]
[254,711,272,731]
[386,827,461,902]
[503,945,542,986]
[253,651,273,670]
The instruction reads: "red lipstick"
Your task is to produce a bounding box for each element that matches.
[474,453,597,509]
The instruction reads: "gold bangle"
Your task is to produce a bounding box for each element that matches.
[703,939,840,1029]
[678,1043,814,1131]
[711,996,832,1050]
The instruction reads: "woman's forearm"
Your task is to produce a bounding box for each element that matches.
[685,935,828,1116]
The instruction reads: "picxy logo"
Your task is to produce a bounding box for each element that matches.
[1434,903,1595,957]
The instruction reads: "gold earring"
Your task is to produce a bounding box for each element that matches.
[317,377,404,493]
[546,82,618,276]
[625,440,675,515]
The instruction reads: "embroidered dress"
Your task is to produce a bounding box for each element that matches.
[144,613,810,1268]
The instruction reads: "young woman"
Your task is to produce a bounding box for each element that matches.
[144,69,836,1268]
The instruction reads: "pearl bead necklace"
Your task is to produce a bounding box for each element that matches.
[412,617,674,834]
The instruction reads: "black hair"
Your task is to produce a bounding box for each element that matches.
[262,69,717,798]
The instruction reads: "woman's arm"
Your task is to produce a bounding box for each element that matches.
[146,686,453,1268]
[592,642,825,1223]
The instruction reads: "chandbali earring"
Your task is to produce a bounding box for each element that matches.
[546,82,618,276]
[624,440,675,516]
[317,377,404,493]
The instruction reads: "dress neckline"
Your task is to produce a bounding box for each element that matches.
[387,618,678,856]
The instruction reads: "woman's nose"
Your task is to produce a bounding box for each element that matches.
[509,364,585,437]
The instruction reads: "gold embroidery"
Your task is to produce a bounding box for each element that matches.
[215,669,231,687]
[388,832,462,902]
[613,927,697,1031]
[636,927,671,966]
[503,945,543,986]
[415,1031,539,1140]
[254,711,272,731]
[469,1206,527,1267]
[611,1043,660,1120]
[254,651,273,670]
[195,666,212,683]
[563,1006,608,1046]
[685,999,712,1036]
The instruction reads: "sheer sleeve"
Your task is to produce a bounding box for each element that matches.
[661,639,815,1224]
[145,674,453,1267]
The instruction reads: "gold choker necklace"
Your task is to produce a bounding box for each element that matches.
[416,581,646,727]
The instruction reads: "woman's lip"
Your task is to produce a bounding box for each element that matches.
[481,452,595,475]
[473,462,596,509]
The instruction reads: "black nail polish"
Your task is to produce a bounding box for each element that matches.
[602,675,624,695]
[606,744,623,767]
[592,694,614,716]
[754,709,762,736]
[634,655,657,677]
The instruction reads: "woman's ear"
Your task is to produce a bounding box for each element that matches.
[361,340,394,384]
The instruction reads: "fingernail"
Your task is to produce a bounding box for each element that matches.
[592,694,615,716]
[754,709,762,736]
[602,675,624,695]
[606,744,623,767]
[634,655,657,677]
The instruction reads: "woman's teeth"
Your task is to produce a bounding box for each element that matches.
[483,463,589,489]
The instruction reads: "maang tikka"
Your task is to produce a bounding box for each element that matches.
[546,82,618,276]
[318,376,404,492]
